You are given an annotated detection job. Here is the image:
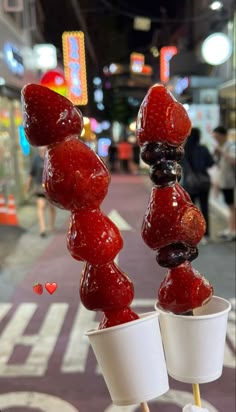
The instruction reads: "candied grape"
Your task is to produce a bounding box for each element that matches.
[141,142,184,165]
[149,160,178,187]
[156,242,199,267]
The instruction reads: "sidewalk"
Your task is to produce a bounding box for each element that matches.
[0,202,69,301]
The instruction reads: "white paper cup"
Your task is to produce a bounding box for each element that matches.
[155,296,231,384]
[85,311,169,406]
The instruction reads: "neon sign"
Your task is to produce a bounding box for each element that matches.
[160,46,178,84]
[4,42,24,77]
[18,125,30,156]
[62,31,88,105]
[130,52,145,73]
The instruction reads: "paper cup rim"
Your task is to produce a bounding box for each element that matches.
[155,296,231,320]
[85,311,159,336]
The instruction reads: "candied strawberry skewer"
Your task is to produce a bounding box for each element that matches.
[21,84,139,329]
[136,83,214,408]
[136,83,213,315]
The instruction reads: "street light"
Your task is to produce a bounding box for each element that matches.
[209,1,223,10]
[201,32,232,65]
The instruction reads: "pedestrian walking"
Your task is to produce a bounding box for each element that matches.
[212,126,236,241]
[132,141,141,174]
[117,139,133,173]
[108,142,118,173]
[25,147,56,237]
[182,127,215,243]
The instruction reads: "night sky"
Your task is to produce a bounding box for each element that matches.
[40,0,185,74]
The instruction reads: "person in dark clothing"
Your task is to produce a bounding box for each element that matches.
[117,139,133,173]
[108,142,118,173]
[132,142,141,174]
[25,147,56,237]
[182,127,215,242]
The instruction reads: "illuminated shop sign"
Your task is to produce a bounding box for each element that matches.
[130,52,145,73]
[98,137,111,157]
[18,125,30,155]
[4,42,24,76]
[160,46,178,84]
[62,31,88,105]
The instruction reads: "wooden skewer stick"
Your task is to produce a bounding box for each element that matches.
[192,383,202,407]
[140,401,150,412]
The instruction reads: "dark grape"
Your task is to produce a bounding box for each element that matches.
[141,142,184,165]
[149,160,178,186]
[156,242,199,267]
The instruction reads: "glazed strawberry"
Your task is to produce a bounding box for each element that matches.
[80,261,134,311]
[33,283,43,295]
[158,261,213,314]
[21,84,83,146]
[43,137,110,210]
[142,184,206,250]
[136,83,191,146]
[99,307,139,329]
[67,208,123,265]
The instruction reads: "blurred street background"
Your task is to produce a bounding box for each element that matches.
[0,0,235,411]
[0,174,235,412]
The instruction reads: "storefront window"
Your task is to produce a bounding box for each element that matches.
[0,96,32,205]
[0,96,13,200]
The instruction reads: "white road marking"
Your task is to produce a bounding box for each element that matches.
[104,389,219,411]
[0,390,219,412]
[107,209,133,231]
[0,298,234,378]
[62,304,97,373]
[0,304,11,321]
[0,391,79,411]
[0,303,68,376]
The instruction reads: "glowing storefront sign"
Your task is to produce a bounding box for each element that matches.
[160,46,178,84]
[98,138,111,157]
[130,52,145,73]
[201,32,232,65]
[18,125,30,156]
[62,31,88,105]
[4,42,24,77]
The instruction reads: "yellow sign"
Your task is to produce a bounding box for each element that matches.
[62,31,88,105]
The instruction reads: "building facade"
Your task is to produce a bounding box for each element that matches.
[0,1,42,206]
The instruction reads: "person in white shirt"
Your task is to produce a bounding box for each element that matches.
[212,126,236,241]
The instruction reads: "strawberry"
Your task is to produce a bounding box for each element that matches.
[43,137,110,210]
[33,283,43,295]
[80,261,134,311]
[142,183,206,250]
[21,84,83,146]
[136,83,192,146]
[158,261,213,314]
[67,208,123,265]
[99,307,139,329]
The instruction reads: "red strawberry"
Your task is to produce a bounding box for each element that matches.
[136,83,192,146]
[43,137,110,210]
[80,261,134,311]
[142,183,206,249]
[99,307,139,329]
[33,283,43,295]
[67,208,123,265]
[158,261,213,314]
[21,84,83,146]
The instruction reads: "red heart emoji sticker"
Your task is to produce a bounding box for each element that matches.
[45,282,57,295]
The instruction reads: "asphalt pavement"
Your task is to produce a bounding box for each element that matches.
[0,174,235,412]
